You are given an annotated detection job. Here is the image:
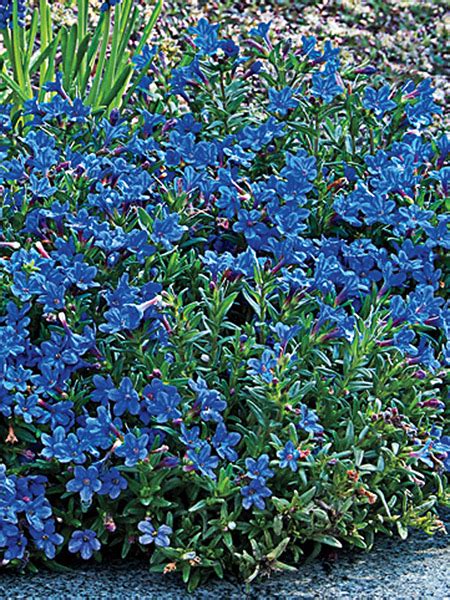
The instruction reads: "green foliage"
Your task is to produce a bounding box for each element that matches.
[0,0,162,110]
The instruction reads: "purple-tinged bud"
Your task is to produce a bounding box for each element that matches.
[243,60,263,79]
[355,65,378,75]
[413,370,427,379]
[150,369,162,380]
[58,311,70,332]
[244,39,266,53]
[35,241,51,259]
[420,398,445,410]
[0,241,21,249]
[104,515,117,533]
[109,108,120,125]
[162,118,177,134]
[157,456,180,469]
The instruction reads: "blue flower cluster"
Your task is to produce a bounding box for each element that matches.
[100,0,123,13]
[0,18,447,575]
[0,0,25,29]
[0,466,62,560]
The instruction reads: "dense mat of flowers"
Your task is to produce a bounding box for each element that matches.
[0,19,449,588]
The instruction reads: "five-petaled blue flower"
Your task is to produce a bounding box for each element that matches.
[268,87,299,116]
[363,85,397,117]
[29,520,64,559]
[241,478,272,510]
[186,444,219,479]
[138,520,173,547]
[115,433,149,467]
[68,529,101,560]
[277,441,300,472]
[66,465,102,504]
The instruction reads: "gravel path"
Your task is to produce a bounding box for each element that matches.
[1,518,449,600]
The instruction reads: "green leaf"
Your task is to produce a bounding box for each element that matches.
[101,65,132,108]
[267,537,290,561]
[396,521,408,540]
[0,70,28,102]
[311,534,343,548]
[135,0,163,55]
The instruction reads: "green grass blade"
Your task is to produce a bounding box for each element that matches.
[102,64,132,108]
[38,0,51,89]
[0,70,29,102]
[116,5,138,66]
[29,36,59,74]
[101,1,124,100]
[87,9,111,107]
[39,29,61,100]
[62,24,78,91]
[24,9,39,72]
[72,34,90,80]
[135,0,163,56]
[11,0,27,95]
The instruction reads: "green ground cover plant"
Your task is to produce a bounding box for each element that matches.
[0,0,448,591]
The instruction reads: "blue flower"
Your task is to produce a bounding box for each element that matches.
[109,377,140,417]
[36,281,66,313]
[241,478,272,510]
[150,210,187,250]
[268,87,299,116]
[115,432,149,467]
[3,364,31,392]
[249,21,271,40]
[132,44,158,70]
[245,454,274,480]
[137,520,172,547]
[100,0,122,12]
[68,529,101,560]
[23,497,53,531]
[409,439,434,468]
[0,103,12,132]
[277,441,300,471]
[363,85,396,117]
[188,18,220,55]
[14,393,44,424]
[99,467,128,500]
[178,425,202,450]
[199,389,227,423]
[99,305,142,334]
[393,327,417,356]
[142,379,182,423]
[433,436,450,471]
[186,444,219,479]
[248,349,277,383]
[67,261,98,290]
[297,404,324,435]
[66,466,102,504]
[41,427,86,464]
[233,209,271,250]
[212,423,241,462]
[0,0,26,29]
[189,377,227,422]
[220,39,239,58]
[405,95,442,127]
[311,72,343,104]
[3,530,28,560]
[30,520,64,559]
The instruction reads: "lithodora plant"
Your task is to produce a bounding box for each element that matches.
[0,17,449,591]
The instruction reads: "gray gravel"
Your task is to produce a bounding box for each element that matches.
[1,521,449,599]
